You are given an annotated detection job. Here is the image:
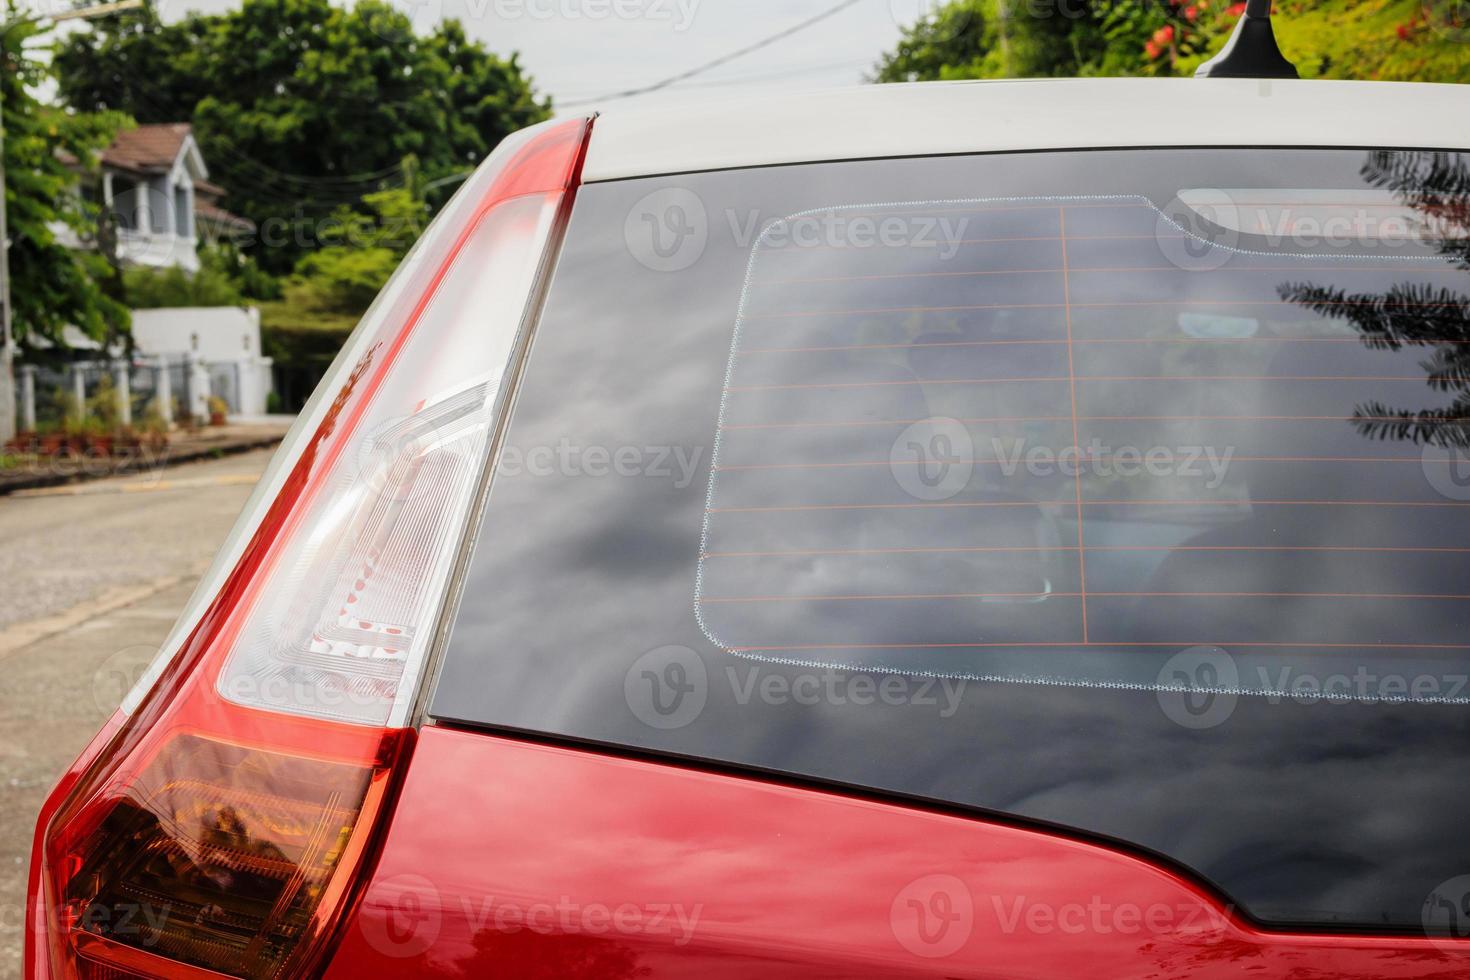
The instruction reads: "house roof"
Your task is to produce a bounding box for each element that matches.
[93,123,252,233]
[101,123,195,175]
[194,197,256,234]
[193,177,228,199]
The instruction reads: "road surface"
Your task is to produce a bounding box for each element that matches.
[0,449,272,977]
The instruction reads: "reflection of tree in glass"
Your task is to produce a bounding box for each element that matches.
[1279,151,1470,447]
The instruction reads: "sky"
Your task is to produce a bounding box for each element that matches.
[134,0,924,111]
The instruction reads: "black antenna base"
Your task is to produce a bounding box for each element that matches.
[1195,0,1299,79]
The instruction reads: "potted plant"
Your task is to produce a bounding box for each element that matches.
[138,405,170,454]
[115,426,141,453]
[207,395,229,426]
[37,422,65,457]
[84,418,114,457]
[62,413,88,457]
[5,431,37,454]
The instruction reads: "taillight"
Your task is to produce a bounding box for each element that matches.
[28,115,592,979]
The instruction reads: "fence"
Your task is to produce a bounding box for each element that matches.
[8,353,250,434]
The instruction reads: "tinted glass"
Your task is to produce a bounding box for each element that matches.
[431,148,1470,930]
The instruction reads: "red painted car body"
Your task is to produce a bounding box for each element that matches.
[325,726,1470,978]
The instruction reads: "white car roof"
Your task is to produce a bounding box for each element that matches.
[579,77,1470,182]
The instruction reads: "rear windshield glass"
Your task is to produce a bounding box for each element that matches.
[703,187,1470,694]
[431,148,1470,931]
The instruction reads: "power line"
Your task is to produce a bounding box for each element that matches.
[560,0,864,107]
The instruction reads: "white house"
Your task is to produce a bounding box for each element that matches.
[96,123,255,272]
[38,124,275,420]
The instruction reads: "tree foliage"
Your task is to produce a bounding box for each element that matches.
[2,8,131,351]
[1279,151,1470,448]
[291,182,426,312]
[124,244,279,307]
[874,0,1470,83]
[54,0,550,273]
[873,0,1112,81]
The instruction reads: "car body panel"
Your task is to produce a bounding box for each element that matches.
[579,78,1470,183]
[325,726,1470,978]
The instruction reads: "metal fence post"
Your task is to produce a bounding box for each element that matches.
[71,364,86,422]
[183,351,200,423]
[19,363,35,432]
[155,355,173,427]
[113,359,131,428]
[0,357,12,444]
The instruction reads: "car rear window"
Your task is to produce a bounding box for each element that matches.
[702,188,1470,691]
[430,147,1470,931]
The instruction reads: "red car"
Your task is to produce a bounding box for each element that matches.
[26,69,1470,977]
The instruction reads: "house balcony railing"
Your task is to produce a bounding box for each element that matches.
[113,228,200,271]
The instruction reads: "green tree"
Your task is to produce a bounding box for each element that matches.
[875,0,1470,83]
[2,8,131,350]
[54,0,550,273]
[125,243,280,308]
[873,0,1110,82]
[292,181,427,313]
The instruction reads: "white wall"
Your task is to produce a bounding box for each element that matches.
[129,307,274,415]
[130,306,260,362]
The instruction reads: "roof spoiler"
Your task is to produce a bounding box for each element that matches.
[1195,0,1299,79]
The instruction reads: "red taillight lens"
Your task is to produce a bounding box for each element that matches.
[58,728,409,979]
[29,115,591,979]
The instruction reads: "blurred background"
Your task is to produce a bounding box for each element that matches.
[0,0,1466,972]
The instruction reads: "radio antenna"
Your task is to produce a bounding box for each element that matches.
[1195,0,1299,79]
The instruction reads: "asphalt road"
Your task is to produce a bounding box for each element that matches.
[0,449,272,977]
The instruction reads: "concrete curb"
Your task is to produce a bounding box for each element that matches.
[0,432,284,497]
